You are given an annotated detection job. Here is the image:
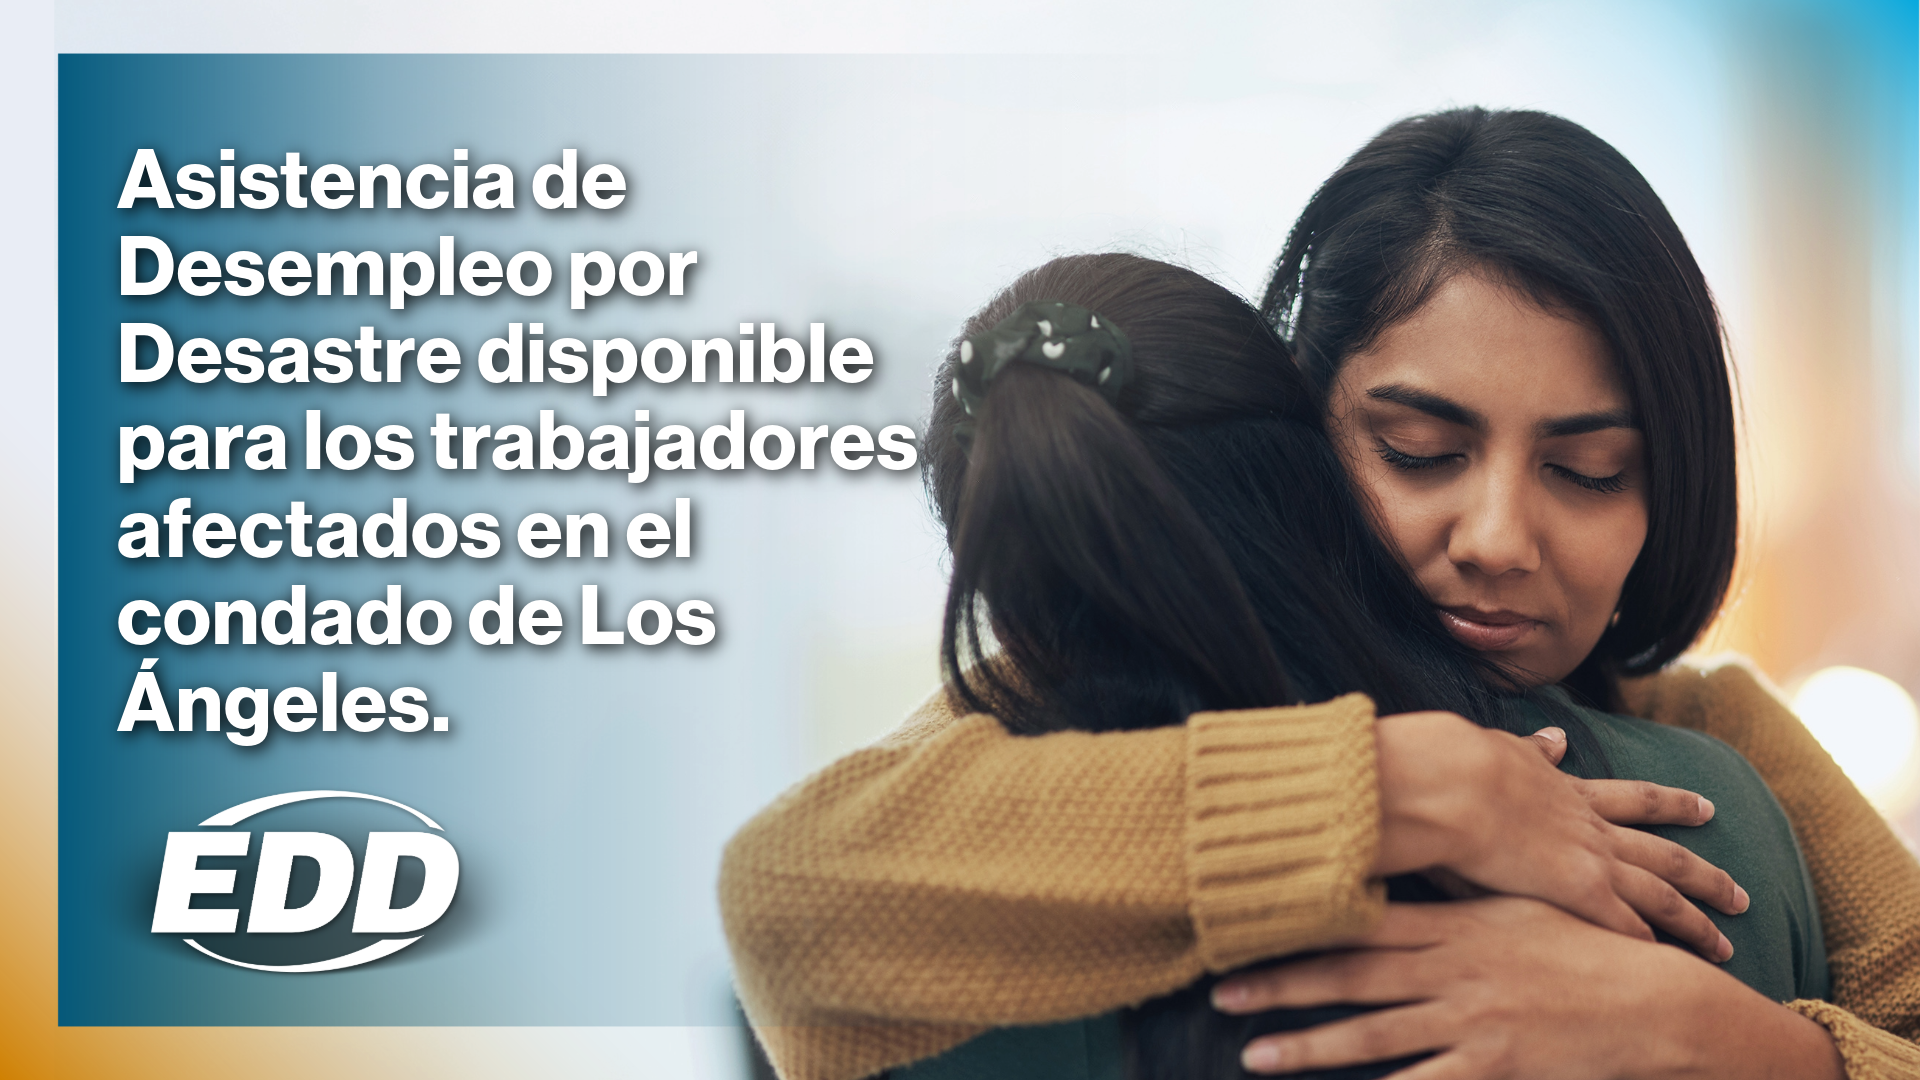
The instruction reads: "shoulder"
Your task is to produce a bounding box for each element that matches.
[875,683,969,749]
[1617,654,1861,835]
[1582,706,1787,828]
[1591,707,1750,770]
[1617,654,1807,748]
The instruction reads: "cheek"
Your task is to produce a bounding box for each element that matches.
[1326,405,1453,585]
[1340,459,1453,570]
[1380,492,1456,567]
[1558,502,1649,611]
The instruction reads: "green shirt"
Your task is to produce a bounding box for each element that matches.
[1549,698,1828,1003]
[893,700,1827,1080]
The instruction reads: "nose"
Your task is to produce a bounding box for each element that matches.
[1447,464,1541,578]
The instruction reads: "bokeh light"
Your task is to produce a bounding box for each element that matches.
[1791,666,1920,814]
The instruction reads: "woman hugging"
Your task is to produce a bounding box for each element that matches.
[720,108,1920,1080]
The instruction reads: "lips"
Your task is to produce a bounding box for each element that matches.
[1436,606,1541,651]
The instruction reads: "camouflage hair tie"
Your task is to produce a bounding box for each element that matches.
[952,300,1134,435]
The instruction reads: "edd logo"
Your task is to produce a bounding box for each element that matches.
[151,790,459,972]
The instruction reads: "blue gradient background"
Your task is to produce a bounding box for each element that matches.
[60,54,957,1025]
[52,14,1917,1045]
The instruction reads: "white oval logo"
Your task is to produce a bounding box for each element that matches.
[150,790,460,973]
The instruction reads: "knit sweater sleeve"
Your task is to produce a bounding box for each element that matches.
[1623,661,1920,1078]
[717,693,1385,1080]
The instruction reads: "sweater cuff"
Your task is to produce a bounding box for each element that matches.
[1184,694,1386,971]
[1786,1000,1920,1080]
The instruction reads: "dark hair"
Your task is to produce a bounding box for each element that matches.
[923,253,1577,1080]
[1260,107,1738,705]
[925,253,1558,738]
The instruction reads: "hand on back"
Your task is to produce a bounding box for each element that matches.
[1373,710,1746,960]
[1214,896,1843,1080]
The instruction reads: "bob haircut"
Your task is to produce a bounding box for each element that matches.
[922,251,1586,754]
[1260,107,1739,705]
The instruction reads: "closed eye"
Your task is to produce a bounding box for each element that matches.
[1548,463,1630,494]
[1374,440,1458,471]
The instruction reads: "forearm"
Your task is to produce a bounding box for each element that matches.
[1788,1001,1920,1080]
[721,712,1202,1036]
[1550,970,1842,1080]
[718,696,1385,1080]
[1627,662,1920,1039]
[1660,984,1844,1080]
[1221,899,1850,1080]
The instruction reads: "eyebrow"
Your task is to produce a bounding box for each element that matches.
[1367,384,1638,438]
[1366,384,1483,430]
[1539,409,1638,438]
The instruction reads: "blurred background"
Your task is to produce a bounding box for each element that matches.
[1680,3,1920,834]
[7,0,1916,1076]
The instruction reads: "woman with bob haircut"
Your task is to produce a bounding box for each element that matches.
[718,109,1920,1080]
[852,250,1821,1080]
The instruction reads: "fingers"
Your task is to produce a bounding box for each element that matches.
[1214,905,1487,1013]
[1417,867,1486,900]
[1609,861,1733,961]
[1213,950,1426,1013]
[1240,1001,1450,1075]
[1357,902,1457,948]
[1575,777,1714,827]
[1527,725,1569,765]
[1539,852,1656,944]
[1610,826,1749,917]
[1376,1052,1478,1080]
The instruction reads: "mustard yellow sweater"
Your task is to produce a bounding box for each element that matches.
[719,661,1920,1080]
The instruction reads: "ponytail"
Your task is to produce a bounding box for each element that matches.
[927,252,1609,1080]
[944,362,1291,734]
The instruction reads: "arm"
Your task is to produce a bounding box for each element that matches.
[1221,897,1854,1080]
[1625,661,1920,1070]
[1210,660,1920,1080]
[719,694,1386,1080]
[721,687,1736,1080]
